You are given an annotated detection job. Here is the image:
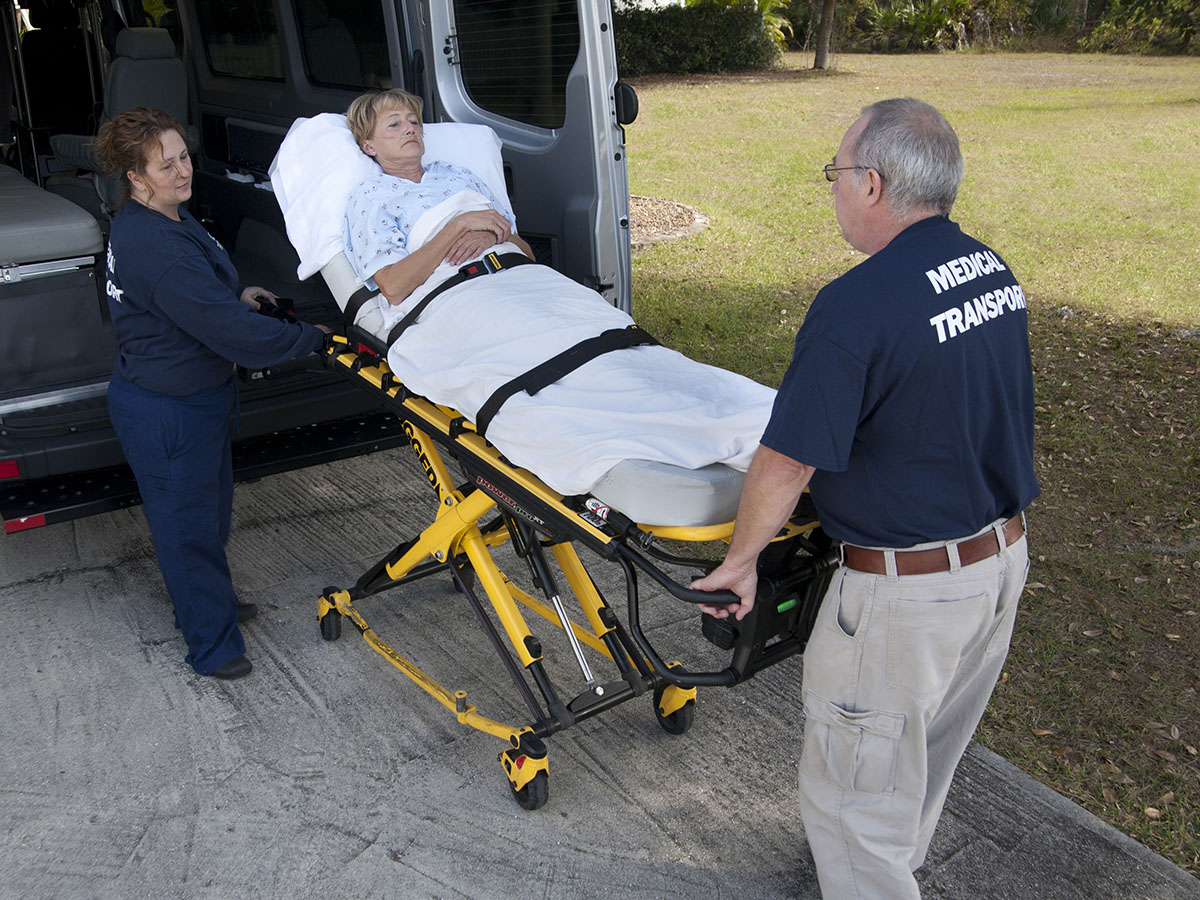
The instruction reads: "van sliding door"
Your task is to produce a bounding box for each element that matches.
[426,0,632,313]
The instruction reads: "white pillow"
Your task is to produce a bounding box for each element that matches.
[269,112,507,279]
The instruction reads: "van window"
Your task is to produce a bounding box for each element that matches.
[194,0,284,79]
[452,0,579,129]
[135,0,184,55]
[295,0,389,89]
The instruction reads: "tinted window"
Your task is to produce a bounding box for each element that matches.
[134,0,184,56]
[452,0,579,129]
[295,0,390,89]
[194,0,283,79]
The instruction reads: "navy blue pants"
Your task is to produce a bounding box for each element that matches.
[108,374,245,675]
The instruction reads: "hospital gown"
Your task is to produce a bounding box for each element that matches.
[345,162,516,284]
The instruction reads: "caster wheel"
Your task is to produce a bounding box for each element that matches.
[510,770,549,810]
[319,609,342,642]
[653,684,695,735]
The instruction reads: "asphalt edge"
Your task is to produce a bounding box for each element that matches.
[964,743,1200,892]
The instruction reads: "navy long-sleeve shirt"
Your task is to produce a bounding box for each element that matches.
[105,201,323,396]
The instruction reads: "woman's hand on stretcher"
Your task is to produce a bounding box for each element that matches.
[692,563,758,621]
[239,285,278,311]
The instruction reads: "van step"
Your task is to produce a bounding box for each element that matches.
[2,410,408,533]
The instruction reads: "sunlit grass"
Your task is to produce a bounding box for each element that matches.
[627,52,1200,360]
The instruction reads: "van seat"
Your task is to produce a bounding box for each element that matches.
[0,165,104,265]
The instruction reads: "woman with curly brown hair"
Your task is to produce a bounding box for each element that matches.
[95,106,329,680]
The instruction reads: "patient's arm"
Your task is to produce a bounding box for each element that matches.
[510,234,534,258]
[372,209,513,305]
[444,229,534,267]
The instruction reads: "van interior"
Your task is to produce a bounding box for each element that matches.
[0,0,635,529]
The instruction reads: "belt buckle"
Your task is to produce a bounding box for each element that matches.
[460,252,504,279]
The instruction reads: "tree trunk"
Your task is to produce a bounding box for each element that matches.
[813,0,838,69]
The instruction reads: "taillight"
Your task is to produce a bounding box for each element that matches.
[0,460,19,480]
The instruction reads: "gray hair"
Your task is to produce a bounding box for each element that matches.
[850,98,963,217]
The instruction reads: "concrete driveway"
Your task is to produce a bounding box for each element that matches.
[2,449,1197,899]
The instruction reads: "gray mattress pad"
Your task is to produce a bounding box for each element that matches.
[0,165,104,266]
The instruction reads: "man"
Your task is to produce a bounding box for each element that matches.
[694,98,1039,899]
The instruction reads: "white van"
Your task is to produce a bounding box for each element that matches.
[0,0,637,531]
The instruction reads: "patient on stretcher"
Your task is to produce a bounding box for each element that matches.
[269,92,775,523]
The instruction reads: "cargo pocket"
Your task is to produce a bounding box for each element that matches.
[800,695,905,795]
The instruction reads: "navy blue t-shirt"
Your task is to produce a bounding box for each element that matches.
[105,201,323,396]
[762,216,1040,547]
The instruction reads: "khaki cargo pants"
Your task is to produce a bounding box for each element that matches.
[797,524,1029,899]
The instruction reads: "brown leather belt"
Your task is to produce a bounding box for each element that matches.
[842,515,1025,576]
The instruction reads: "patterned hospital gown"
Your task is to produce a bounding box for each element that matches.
[344,161,517,283]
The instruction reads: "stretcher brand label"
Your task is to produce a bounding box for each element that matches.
[580,501,614,528]
[580,498,610,528]
[401,422,440,491]
[474,475,548,531]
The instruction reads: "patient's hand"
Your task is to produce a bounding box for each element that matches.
[445,228,503,267]
[444,209,511,264]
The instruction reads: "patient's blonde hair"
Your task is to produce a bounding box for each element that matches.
[347,89,425,146]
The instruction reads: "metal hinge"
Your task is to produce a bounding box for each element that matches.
[442,32,460,66]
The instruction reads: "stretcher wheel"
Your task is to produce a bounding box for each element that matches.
[510,770,548,811]
[319,609,342,642]
[653,684,695,735]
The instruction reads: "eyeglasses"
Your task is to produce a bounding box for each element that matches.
[823,164,870,182]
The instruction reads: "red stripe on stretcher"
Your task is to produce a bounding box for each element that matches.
[5,514,46,534]
[0,459,19,479]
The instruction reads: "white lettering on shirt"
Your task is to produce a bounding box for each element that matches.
[929,283,1025,344]
[925,251,1007,295]
[105,245,124,303]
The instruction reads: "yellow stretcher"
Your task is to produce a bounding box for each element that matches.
[315,331,838,810]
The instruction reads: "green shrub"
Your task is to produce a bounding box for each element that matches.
[1080,0,1197,53]
[618,0,1196,66]
[613,0,782,76]
[865,0,971,51]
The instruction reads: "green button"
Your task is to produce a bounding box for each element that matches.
[776,598,797,613]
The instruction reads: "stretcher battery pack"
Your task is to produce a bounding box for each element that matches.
[702,539,839,682]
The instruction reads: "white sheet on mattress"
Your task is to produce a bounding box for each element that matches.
[376,201,775,496]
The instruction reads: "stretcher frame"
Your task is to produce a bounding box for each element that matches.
[316,329,838,810]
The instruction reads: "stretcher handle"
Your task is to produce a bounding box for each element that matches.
[617,551,740,688]
[615,544,739,606]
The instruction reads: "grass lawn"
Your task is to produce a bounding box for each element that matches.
[624,52,1200,877]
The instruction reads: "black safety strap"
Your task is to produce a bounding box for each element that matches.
[474,325,659,438]
[385,251,534,349]
[343,284,378,333]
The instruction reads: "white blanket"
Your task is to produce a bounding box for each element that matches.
[376,199,775,496]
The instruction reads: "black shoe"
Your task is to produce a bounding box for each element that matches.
[236,602,258,623]
[210,655,253,680]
